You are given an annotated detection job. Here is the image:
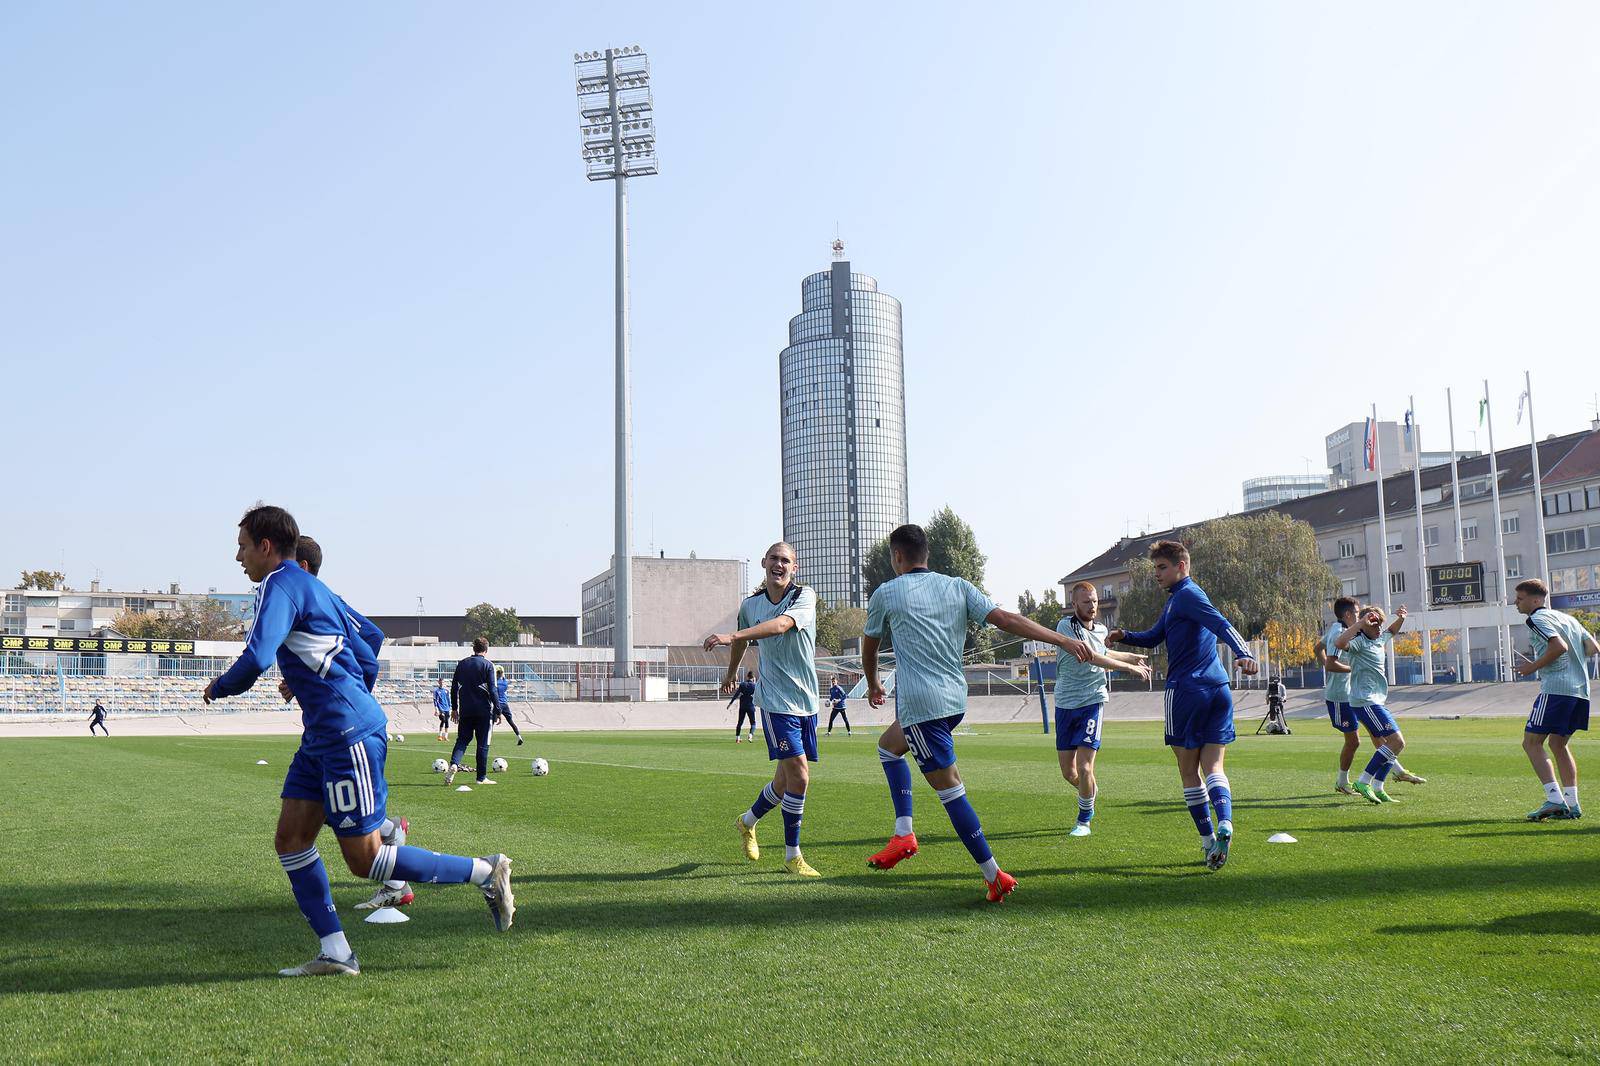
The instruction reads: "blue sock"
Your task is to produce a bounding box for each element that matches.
[936,782,993,866]
[1183,785,1214,839]
[746,782,780,824]
[1362,747,1395,781]
[1374,753,1395,782]
[1077,792,1095,825]
[781,792,805,850]
[371,843,477,885]
[1205,772,1232,825]
[879,747,914,823]
[279,846,342,938]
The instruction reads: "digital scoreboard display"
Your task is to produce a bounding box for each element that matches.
[1428,562,1486,606]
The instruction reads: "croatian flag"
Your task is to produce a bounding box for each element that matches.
[1363,417,1376,471]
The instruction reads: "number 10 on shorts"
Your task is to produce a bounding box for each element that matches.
[325,779,358,812]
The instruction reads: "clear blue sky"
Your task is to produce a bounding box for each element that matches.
[4,2,1599,617]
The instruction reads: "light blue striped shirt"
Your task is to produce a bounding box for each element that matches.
[1526,607,1592,699]
[1053,616,1109,710]
[865,569,997,727]
[738,585,819,718]
[1322,622,1351,704]
[1347,630,1392,708]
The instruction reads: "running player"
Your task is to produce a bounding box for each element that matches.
[861,523,1093,902]
[704,542,822,877]
[494,666,525,745]
[1320,596,1426,796]
[88,699,109,736]
[1335,604,1409,805]
[433,679,451,740]
[1054,581,1151,837]
[1110,540,1258,871]
[727,671,757,742]
[288,535,414,912]
[1514,578,1595,821]
[826,676,852,736]
[204,504,514,976]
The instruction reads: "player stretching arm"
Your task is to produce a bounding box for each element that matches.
[1514,578,1596,821]
[1335,604,1408,805]
[1054,582,1150,837]
[704,542,823,877]
[1109,540,1257,871]
[860,523,1092,902]
[204,504,515,977]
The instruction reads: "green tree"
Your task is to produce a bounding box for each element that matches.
[1034,588,1065,630]
[169,598,246,640]
[815,600,868,656]
[863,537,895,600]
[464,603,524,647]
[1017,590,1039,617]
[110,609,168,639]
[1115,513,1337,653]
[16,570,66,590]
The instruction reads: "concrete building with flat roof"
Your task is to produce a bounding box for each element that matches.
[582,555,747,649]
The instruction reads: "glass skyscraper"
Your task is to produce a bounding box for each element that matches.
[780,255,908,609]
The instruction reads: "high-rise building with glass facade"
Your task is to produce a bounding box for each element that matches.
[780,255,908,609]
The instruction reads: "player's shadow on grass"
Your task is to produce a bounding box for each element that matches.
[806,827,1074,850]
[1291,817,1505,834]
[1379,910,1600,937]
[514,861,737,884]
[1450,824,1599,839]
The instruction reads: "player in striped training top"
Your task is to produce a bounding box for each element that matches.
[861,524,1093,902]
[1334,603,1410,805]
[1319,596,1426,796]
[205,505,515,976]
[704,542,823,877]
[1054,581,1151,837]
[1110,540,1257,872]
[1514,578,1596,821]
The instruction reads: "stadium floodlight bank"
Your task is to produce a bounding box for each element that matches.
[574,45,657,686]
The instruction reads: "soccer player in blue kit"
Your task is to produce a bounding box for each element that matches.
[1110,540,1257,871]
[1514,578,1596,821]
[204,505,515,976]
[861,524,1092,902]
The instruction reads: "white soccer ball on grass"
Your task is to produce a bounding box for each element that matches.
[492,757,508,772]
[394,734,405,743]
[432,758,448,773]
[531,757,550,777]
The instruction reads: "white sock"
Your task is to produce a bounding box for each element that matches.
[384,879,406,891]
[468,858,493,886]
[1201,833,1215,847]
[894,815,913,836]
[785,845,801,860]
[320,931,352,961]
[1563,785,1579,806]
[379,818,396,838]
[1336,769,1349,787]
[1392,762,1407,775]
[741,810,758,829]
[1358,771,1375,786]
[979,857,999,881]
[1545,781,1564,803]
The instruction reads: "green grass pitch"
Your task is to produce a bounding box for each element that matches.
[4,719,1597,1063]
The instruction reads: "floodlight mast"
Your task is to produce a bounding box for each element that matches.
[575,46,656,686]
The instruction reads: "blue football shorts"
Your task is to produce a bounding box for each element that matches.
[281,727,390,837]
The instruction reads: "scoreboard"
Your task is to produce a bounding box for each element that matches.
[1428,562,1486,606]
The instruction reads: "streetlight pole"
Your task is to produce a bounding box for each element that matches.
[575,45,657,687]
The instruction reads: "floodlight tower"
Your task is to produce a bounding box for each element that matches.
[574,46,657,684]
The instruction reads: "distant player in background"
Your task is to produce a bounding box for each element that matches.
[206,505,513,976]
[862,523,1093,902]
[1335,604,1411,805]
[705,542,823,877]
[1514,578,1594,821]
[287,535,414,912]
[1320,596,1426,797]
[1111,540,1257,872]
[726,671,757,742]
[826,676,852,736]
[433,678,451,740]
[88,699,109,736]
[494,666,524,746]
[1054,582,1151,837]
[446,638,498,786]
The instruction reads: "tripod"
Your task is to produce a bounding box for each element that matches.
[1255,693,1291,735]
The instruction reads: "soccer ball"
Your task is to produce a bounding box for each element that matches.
[531,758,549,777]
[395,734,405,743]
[492,757,508,772]
[432,758,448,773]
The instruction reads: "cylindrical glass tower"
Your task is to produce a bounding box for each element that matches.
[780,258,908,609]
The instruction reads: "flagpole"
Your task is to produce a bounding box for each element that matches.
[1526,370,1549,580]
[1372,404,1395,684]
[1446,388,1472,682]
[1483,380,1512,682]
[1409,397,1432,685]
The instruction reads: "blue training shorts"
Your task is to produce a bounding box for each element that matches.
[1164,684,1235,749]
[1055,703,1104,752]
[281,728,390,837]
[1526,693,1590,737]
[1354,702,1400,737]
[762,710,819,762]
[1326,699,1358,733]
[903,714,964,774]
